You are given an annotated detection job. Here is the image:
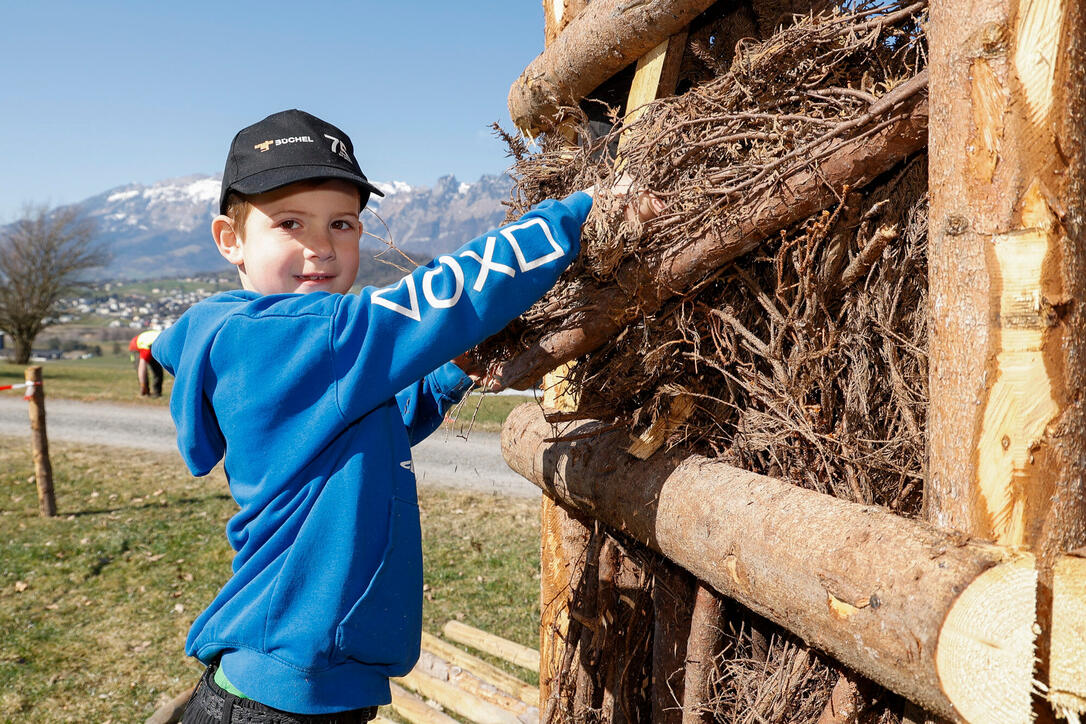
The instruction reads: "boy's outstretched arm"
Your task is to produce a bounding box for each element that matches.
[330,191,593,422]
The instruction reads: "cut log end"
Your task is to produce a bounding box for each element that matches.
[935,554,1038,724]
[1050,553,1086,723]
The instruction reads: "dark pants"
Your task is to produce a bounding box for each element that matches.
[181,663,379,724]
[148,356,163,396]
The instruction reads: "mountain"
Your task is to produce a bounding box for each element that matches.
[71,172,513,280]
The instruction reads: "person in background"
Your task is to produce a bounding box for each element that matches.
[134,328,162,397]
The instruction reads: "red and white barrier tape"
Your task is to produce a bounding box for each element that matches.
[0,380,41,399]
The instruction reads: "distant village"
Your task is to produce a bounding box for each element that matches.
[0,274,231,361]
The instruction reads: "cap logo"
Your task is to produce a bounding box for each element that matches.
[324,134,352,161]
[254,136,315,152]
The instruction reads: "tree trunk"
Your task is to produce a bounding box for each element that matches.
[497,81,929,388]
[510,0,717,134]
[502,403,1041,722]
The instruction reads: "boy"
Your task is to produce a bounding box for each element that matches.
[153,109,594,723]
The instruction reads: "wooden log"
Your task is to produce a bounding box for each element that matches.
[509,0,715,135]
[444,620,540,673]
[927,0,1086,565]
[1050,548,1086,723]
[389,681,460,724]
[652,560,694,724]
[421,631,538,707]
[681,583,725,724]
[543,0,589,47]
[25,366,55,517]
[144,686,195,724]
[814,672,874,724]
[496,80,929,389]
[501,403,1040,722]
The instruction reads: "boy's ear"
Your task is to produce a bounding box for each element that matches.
[212,215,244,266]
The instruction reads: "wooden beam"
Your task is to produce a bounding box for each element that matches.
[501,403,1040,722]
[509,0,716,135]
[496,79,929,389]
[444,620,539,673]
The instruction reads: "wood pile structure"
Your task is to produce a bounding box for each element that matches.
[478,0,1086,722]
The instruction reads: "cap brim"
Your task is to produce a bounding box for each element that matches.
[223,164,385,211]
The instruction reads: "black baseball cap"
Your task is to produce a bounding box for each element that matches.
[218,109,384,214]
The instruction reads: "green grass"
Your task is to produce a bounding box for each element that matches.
[0,437,540,723]
[1,354,173,405]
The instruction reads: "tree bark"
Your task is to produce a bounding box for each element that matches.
[502,403,1040,722]
[497,82,929,389]
[510,0,716,135]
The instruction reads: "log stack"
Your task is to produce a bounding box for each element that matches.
[483,0,1086,722]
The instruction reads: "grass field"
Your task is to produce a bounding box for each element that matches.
[0,438,540,723]
[0,354,530,432]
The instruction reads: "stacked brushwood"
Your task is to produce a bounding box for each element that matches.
[476,2,932,722]
[484,2,928,512]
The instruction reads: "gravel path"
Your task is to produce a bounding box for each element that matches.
[0,396,538,497]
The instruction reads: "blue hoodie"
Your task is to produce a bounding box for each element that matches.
[152,191,592,714]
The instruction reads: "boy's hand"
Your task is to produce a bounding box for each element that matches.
[453,352,503,393]
[605,173,666,224]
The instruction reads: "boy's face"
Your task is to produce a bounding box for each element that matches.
[214,180,362,295]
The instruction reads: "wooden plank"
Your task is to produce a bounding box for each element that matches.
[444,620,540,673]
[397,668,521,724]
[413,650,539,721]
[501,402,1039,722]
[421,631,538,706]
[389,681,460,724]
[623,32,689,132]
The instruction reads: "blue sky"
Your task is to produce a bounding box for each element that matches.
[0,1,544,221]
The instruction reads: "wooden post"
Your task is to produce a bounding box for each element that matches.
[928,1,1086,720]
[25,366,55,517]
[652,560,694,724]
[680,583,725,724]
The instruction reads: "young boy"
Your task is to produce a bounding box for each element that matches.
[152,109,594,723]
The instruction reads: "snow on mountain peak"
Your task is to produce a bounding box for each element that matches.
[374,180,413,196]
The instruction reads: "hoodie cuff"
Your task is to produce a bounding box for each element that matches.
[435,362,474,402]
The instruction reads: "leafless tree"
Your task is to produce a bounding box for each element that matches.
[0,205,108,364]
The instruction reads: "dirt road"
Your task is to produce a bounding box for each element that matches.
[0,396,537,497]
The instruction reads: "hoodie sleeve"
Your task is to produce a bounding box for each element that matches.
[395,362,474,446]
[329,191,592,422]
